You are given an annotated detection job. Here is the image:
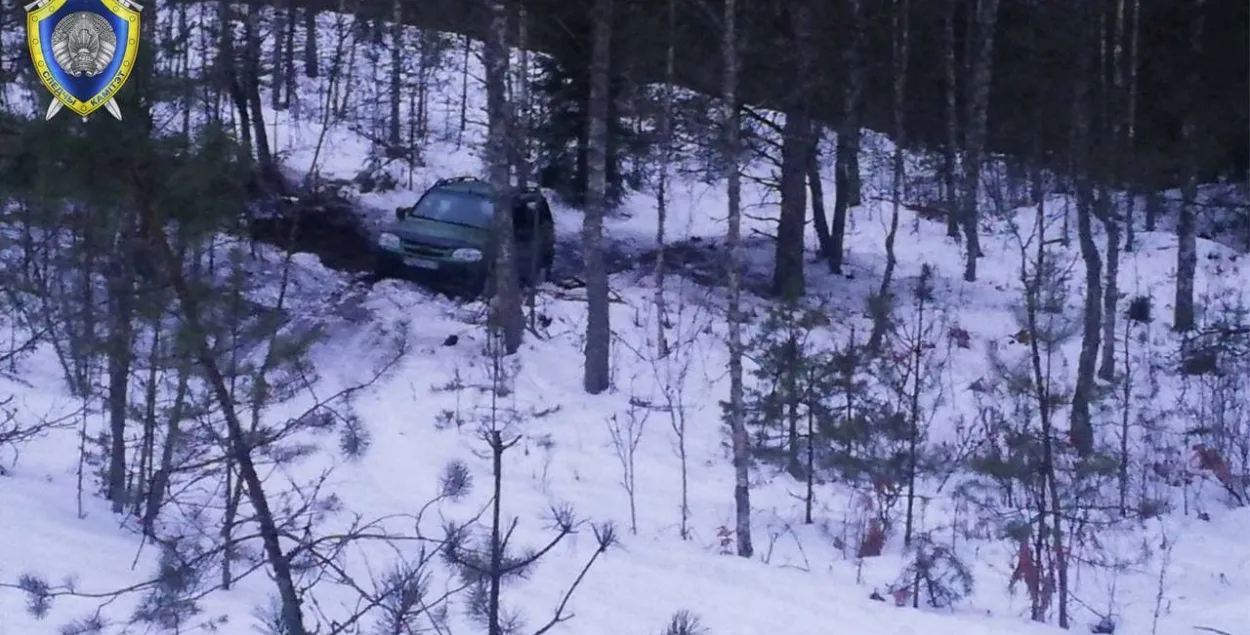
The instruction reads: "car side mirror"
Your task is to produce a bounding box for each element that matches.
[395,206,407,220]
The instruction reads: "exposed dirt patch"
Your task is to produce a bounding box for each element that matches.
[247,184,378,275]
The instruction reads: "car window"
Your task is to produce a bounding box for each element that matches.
[410,190,494,228]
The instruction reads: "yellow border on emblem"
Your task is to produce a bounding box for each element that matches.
[27,0,141,118]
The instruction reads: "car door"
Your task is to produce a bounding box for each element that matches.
[512,195,541,277]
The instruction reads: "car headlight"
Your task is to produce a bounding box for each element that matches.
[378,232,400,250]
[450,248,483,262]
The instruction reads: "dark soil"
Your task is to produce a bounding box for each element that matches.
[246,186,379,276]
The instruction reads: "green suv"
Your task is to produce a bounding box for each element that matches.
[374,176,556,295]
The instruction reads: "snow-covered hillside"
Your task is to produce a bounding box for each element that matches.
[1,7,1247,635]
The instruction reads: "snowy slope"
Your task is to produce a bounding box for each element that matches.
[2,7,1248,635]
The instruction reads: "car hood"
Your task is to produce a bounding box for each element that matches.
[384,217,491,248]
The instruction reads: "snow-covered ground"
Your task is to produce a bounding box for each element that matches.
[1,7,1248,635]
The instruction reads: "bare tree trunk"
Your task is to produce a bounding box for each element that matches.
[1124,0,1141,252]
[218,0,252,155]
[773,0,815,300]
[1174,0,1205,332]
[178,2,193,134]
[483,0,525,352]
[723,0,752,560]
[1023,151,1071,628]
[829,149,850,274]
[960,0,999,282]
[271,3,286,110]
[241,2,276,187]
[105,241,135,514]
[1070,5,1098,458]
[1144,188,1162,231]
[774,110,809,300]
[388,0,403,148]
[514,5,532,188]
[653,0,677,358]
[486,430,508,635]
[282,3,296,106]
[583,0,613,394]
[943,0,960,237]
[0,5,6,88]
[868,0,909,355]
[457,34,471,146]
[141,359,189,536]
[302,8,318,77]
[1099,192,1120,385]
[809,134,834,270]
[1099,0,1127,381]
[829,0,863,274]
[132,325,160,518]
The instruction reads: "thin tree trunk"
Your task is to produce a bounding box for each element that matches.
[804,407,814,523]
[105,243,134,515]
[903,267,925,547]
[242,3,275,187]
[1145,189,1160,231]
[943,0,960,237]
[1024,160,1070,629]
[483,0,525,352]
[1098,0,1126,381]
[774,0,815,300]
[179,3,192,134]
[1173,0,1205,332]
[869,0,909,355]
[1124,0,1141,251]
[809,135,833,270]
[1124,192,1136,251]
[302,8,318,77]
[458,34,471,146]
[271,4,286,110]
[961,0,999,282]
[723,0,752,560]
[1070,4,1099,458]
[282,3,296,106]
[583,0,613,394]
[654,0,676,358]
[133,323,161,517]
[219,0,252,155]
[774,110,809,300]
[141,360,189,537]
[388,0,403,148]
[829,146,850,274]
[515,6,532,187]
[487,430,507,635]
[830,0,863,275]
[1099,189,1120,385]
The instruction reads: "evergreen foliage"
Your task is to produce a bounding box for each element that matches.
[530,12,640,209]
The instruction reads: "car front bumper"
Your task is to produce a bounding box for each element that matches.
[376,248,487,292]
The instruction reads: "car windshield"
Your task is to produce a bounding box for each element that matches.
[409,189,494,228]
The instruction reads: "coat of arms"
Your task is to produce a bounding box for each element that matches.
[25,0,143,121]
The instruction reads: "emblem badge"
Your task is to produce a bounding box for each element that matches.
[25,0,143,121]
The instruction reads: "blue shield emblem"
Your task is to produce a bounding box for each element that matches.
[25,0,143,120]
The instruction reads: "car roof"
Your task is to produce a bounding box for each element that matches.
[428,177,546,201]
[432,179,495,197]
